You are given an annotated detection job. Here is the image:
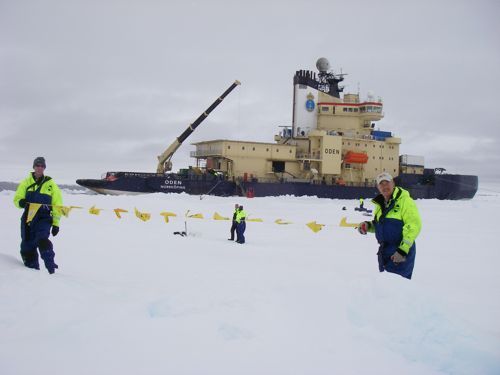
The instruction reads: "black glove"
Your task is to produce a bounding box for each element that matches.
[19,199,27,208]
[51,226,59,237]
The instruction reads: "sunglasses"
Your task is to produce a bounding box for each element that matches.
[34,164,45,168]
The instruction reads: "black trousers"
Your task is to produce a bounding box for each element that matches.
[229,221,237,240]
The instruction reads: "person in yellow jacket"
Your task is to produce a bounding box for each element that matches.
[235,205,247,244]
[357,172,421,279]
[13,157,63,274]
[228,203,240,241]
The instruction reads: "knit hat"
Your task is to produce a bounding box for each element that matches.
[33,156,46,168]
[376,172,393,184]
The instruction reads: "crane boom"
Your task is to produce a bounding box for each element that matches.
[156,80,241,174]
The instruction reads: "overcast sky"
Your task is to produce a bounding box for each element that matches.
[1,0,499,184]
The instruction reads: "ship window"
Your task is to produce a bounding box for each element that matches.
[322,106,329,112]
[360,107,366,112]
[252,147,255,151]
[354,108,359,112]
[343,108,348,112]
[348,108,353,112]
[228,145,231,149]
[242,146,245,150]
[266,148,269,152]
[289,150,292,153]
[276,149,279,152]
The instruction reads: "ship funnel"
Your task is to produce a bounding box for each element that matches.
[316,57,330,73]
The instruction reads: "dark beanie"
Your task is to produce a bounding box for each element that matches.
[33,157,46,168]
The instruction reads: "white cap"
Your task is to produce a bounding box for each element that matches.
[376,172,393,184]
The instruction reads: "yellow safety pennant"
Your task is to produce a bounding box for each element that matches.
[339,217,359,227]
[160,211,177,223]
[53,205,71,218]
[275,218,293,225]
[114,208,129,219]
[247,218,263,222]
[89,205,103,215]
[213,212,230,220]
[134,208,151,222]
[306,221,325,233]
[26,203,42,223]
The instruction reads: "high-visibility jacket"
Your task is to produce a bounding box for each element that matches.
[367,186,421,279]
[13,173,63,226]
[235,209,247,224]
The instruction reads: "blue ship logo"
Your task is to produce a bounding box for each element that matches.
[306,99,315,112]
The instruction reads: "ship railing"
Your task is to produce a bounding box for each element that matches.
[296,152,322,160]
[190,149,223,158]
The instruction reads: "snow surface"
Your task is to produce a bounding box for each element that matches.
[1,185,500,375]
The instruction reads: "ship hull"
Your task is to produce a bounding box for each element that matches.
[76,172,478,200]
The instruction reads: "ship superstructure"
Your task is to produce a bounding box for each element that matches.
[192,58,401,187]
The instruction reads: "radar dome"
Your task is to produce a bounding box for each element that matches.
[316,57,330,72]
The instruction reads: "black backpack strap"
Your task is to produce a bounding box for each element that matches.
[25,176,52,194]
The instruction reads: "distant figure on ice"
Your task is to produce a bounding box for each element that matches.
[228,203,240,241]
[13,157,63,274]
[357,172,421,279]
[359,197,364,210]
[235,205,247,244]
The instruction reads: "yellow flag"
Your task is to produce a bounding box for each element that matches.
[89,205,103,215]
[53,205,71,218]
[339,217,359,228]
[188,213,204,219]
[26,203,42,223]
[160,211,177,223]
[247,218,263,222]
[213,212,230,220]
[306,221,325,233]
[114,208,129,219]
[134,207,151,222]
[275,218,292,225]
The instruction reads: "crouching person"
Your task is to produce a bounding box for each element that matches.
[13,157,63,274]
[358,173,421,279]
